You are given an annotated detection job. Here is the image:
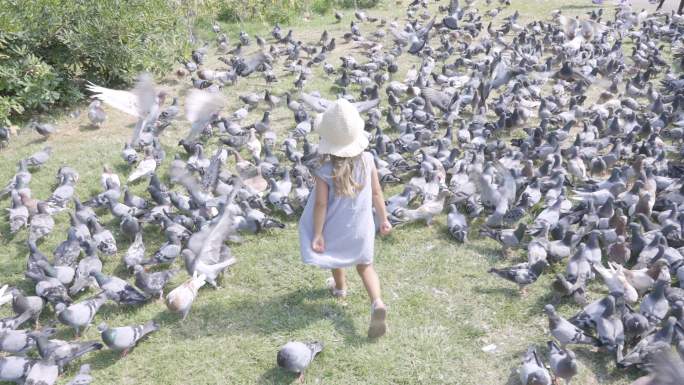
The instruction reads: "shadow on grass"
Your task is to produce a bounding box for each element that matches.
[473,284,521,298]
[257,367,297,385]
[167,287,367,346]
[83,348,124,372]
[79,124,101,132]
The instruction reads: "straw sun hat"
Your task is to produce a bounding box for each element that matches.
[314,99,369,157]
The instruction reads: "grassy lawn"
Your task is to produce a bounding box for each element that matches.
[0,0,660,384]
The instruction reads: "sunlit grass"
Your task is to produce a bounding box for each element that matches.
[0,0,661,383]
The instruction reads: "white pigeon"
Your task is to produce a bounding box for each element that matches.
[127,150,157,183]
[0,284,11,306]
[184,89,225,141]
[165,272,206,320]
[87,73,165,147]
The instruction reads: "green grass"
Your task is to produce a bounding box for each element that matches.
[0,0,662,383]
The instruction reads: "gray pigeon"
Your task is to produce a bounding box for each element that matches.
[640,280,670,324]
[35,277,72,306]
[548,341,577,385]
[9,289,44,326]
[123,232,145,270]
[619,317,676,368]
[544,304,599,348]
[519,346,551,385]
[53,228,81,267]
[0,355,34,383]
[69,251,102,296]
[88,218,117,255]
[55,292,108,337]
[0,327,56,355]
[488,260,548,295]
[133,265,179,299]
[447,203,468,242]
[98,320,159,357]
[596,295,625,362]
[28,203,55,243]
[277,341,323,382]
[31,122,56,138]
[29,331,102,372]
[25,146,52,167]
[24,360,58,385]
[87,100,106,127]
[90,271,148,306]
[0,311,33,330]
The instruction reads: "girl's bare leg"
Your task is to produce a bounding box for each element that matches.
[356,264,383,304]
[331,268,347,291]
[357,263,386,338]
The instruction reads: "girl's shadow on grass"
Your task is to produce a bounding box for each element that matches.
[168,287,367,346]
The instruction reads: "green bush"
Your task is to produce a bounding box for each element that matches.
[0,0,191,124]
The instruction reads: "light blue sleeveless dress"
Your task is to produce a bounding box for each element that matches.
[299,152,376,269]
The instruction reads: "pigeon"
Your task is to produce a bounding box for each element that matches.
[24,359,58,385]
[619,317,677,368]
[35,277,72,306]
[639,279,670,324]
[127,149,157,182]
[0,311,33,331]
[488,260,548,295]
[447,203,468,242]
[88,218,117,255]
[133,265,179,299]
[69,244,103,295]
[165,272,206,320]
[87,73,165,147]
[29,331,102,372]
[98,320,159,357]
[87,100,106,128]
[90,271,148,306]
[9,289,44,326]
[595,295,625,361]
[123,232,145,270]
[25,146,52,169]
[544,304,600,348]
[519,346,551,385]
[479,223,527,253]
[0,285,10,307]
[28,203,55,243]
[0,355,35,383]
[54,292,108,337]
[0,327,55,355]
[31,122,56,138]
[277,341,323,382]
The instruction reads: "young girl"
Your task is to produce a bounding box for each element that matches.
[299,99,392,339]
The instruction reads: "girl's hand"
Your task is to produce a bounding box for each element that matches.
[312,234,325,253]
[380,220,392,236]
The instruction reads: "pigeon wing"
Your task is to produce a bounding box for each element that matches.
[352,98,380,113]
[185,89,225,124]
[300,93,332,113]
[87,83,142,118]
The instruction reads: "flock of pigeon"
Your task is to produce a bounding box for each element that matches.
[1,0,684,383]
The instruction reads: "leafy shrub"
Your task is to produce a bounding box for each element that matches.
[0,0,191,124]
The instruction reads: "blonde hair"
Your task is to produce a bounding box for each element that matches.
[325,154,366,197]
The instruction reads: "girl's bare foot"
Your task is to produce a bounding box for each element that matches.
[326,277,347,298]
[368,299,387,339]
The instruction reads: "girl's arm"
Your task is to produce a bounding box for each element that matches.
[370,167,392,235]
[311,176,328,252]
